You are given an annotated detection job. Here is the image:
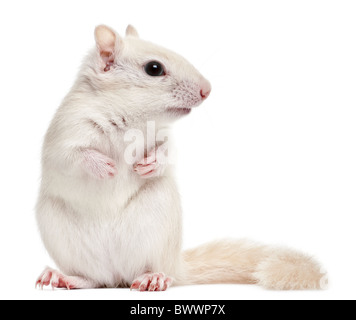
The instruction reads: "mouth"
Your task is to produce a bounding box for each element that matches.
[166,107,192,116]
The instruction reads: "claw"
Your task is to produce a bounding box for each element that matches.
[130,273,173,292]
[35,267,94,290]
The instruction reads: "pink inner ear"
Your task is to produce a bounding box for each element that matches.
[100,50,114,63]
[100,50,115,72]
[95,26,117,68]
[104,62,114,72]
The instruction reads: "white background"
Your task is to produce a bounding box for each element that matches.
[0,0,355,300]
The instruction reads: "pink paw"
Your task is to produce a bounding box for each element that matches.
[36,267,95,290]
[82,149,117,179]
[133,145,168,179]
[130,273,173,292]
[36,268,75,290]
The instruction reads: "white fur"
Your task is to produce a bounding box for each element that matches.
[36,25,325,290]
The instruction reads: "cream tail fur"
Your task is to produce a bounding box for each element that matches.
[181,240,324,290]
[36,25,326,292]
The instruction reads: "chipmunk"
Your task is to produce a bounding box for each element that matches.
[36,25,325,291]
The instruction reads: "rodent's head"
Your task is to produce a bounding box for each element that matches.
[84,25,211,123]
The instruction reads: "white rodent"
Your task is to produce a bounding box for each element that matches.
[36,24,326,291]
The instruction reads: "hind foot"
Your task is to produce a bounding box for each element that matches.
[130,273,173,292]
[36,267,96,290]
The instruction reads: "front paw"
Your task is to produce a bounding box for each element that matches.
[134,146,168,179]
[82,149,118,179]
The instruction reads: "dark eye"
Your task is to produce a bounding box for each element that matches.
[144,61,166,77]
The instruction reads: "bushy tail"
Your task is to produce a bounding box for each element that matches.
[179,239,326,290]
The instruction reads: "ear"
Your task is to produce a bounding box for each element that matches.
[95,25,122,70]
[126,25,139,38]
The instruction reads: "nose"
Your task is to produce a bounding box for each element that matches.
[200,79,212,100]
[200,89,211,99]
